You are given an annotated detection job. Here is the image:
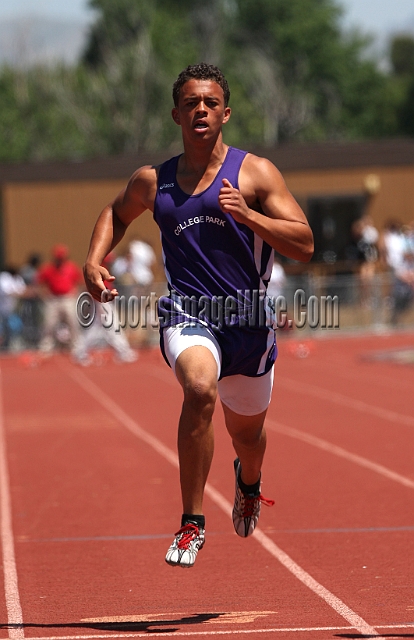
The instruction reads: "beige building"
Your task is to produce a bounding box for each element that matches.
[1,139,413,277]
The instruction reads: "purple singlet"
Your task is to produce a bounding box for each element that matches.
[154,146,277,377]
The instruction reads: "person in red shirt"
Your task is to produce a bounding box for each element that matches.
[37,244,83,353]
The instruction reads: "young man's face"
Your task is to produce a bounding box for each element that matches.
[172,79,231,140]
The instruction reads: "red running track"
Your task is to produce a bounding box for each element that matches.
[0,331,413,640]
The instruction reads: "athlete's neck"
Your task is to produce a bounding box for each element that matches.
[179,138,229,178]
[176,139,229,196]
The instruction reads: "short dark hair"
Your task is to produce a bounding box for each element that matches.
[172,63,230,107]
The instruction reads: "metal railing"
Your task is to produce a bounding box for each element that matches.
[282,272,414,333]
[2,273,413,354]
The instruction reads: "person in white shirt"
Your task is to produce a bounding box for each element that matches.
[0,267,26,350]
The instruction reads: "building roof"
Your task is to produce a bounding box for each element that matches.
[0,138,413,184]
[261,138,414,172]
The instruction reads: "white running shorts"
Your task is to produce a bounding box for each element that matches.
[162,323,274,416]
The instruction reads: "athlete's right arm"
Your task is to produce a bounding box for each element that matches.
[83,165,157,301]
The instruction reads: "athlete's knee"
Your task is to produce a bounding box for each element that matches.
[182,376,217,412]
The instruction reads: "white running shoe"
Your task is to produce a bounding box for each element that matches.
[165,523,205,568]
[232,458,274,537]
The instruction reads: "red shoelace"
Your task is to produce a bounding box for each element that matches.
[241,494,275,517]
[175,523,200,549]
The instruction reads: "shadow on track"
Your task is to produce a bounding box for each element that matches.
[1,612,224,634]
[336,633,414,639]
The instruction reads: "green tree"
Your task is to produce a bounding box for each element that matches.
[0,0,410,164]
[79,0,393,148]
[82,0,155,67]
[221,0,394,142]
[388,34,414,136]
[391,35,414,76]
[79,0,198,152]
[0,65,94,162]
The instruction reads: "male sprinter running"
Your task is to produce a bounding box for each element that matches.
[84,63,314,568]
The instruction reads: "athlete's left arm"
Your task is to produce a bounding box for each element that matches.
[219,155,314,262]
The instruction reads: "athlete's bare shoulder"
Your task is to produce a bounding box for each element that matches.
[112,164,159,225]
[239,152,286,204]
[242,152,285,187]
[126,164,159,210]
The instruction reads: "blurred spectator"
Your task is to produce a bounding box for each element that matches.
[378,220,414,324]
[128,237,156,291]
[112,238,156,347]
[379,219,405,272]
[37,244,83,353]
[18,253,44,348]
[350,215,380,308]
[0,266,26,351]
[112,237,155,294]
[111,248,137,299]
[72,299,138,365]
[72,252,137,365]
[20,252,41,286]
[391,248,414,324]
[348,215,379,267]
[404,219,414,254]
[359,215,379,255]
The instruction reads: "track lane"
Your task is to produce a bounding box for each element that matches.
[1,331,413,638]
[272,336,414,479]
[64,340,414,636]
[0,355,371,638]
[276,332,414,415]
[57,359,380,638]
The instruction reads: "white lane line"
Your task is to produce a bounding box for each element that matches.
[148,363,414,488]
[267,420,414,490]
[276,376,414,428]
[62,364,380,638]
[17,623,414,639]
[0,370,24,640]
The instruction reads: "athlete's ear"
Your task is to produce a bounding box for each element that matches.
[172,108,180,125]
[222,106,231,124]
